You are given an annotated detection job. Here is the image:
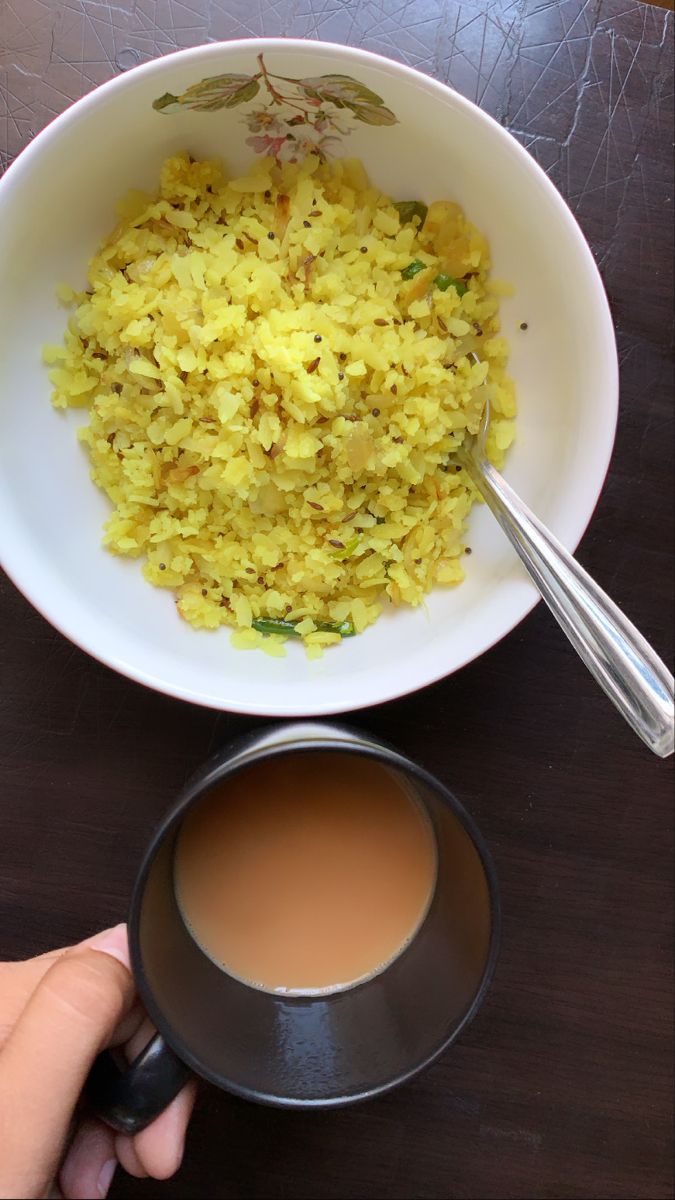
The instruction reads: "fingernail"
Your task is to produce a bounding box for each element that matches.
[98,1158,117,1197]
[86,923,131,971]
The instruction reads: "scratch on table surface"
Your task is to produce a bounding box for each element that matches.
[0,0,671,176]
[480,1123,543,1150]
[560,13,599,154]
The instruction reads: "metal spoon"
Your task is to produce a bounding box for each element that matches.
[457,400,674,758]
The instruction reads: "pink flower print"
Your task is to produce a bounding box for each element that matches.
[314,112,351,136]
[276,136,305,163]
[245,133,289,157]
[290,133,341,162]
[244,107,285,135]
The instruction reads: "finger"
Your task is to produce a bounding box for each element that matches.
[114,1134,148,1180]
[0,932,134,1053]
[132,1079,198,1180]
[0,925,133,1200]
[59,1119,117,1200]
[0,950,71,1049]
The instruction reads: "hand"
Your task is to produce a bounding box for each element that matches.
[0,925,197,1199]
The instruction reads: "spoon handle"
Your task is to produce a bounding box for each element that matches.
[465,456,674,758]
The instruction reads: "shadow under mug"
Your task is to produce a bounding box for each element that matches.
[87,721,500,1131]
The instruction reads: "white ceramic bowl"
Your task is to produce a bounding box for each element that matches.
[0,38,618,715]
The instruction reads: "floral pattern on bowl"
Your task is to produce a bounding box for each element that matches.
[153,52,398,161]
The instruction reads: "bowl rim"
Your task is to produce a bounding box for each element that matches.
[0,36,619,715]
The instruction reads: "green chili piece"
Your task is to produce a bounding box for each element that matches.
[251,618,301,637]
[394,201,428,227]
[434,273,468,296]
[251,617,356,639]
[401,259,426,281]
[316,619,356,638]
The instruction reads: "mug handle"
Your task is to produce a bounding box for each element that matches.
[86,1033,192,1134]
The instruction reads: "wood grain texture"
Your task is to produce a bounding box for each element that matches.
[0,2,673,1198]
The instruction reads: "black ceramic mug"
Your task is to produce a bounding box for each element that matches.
[87,722,500,1131]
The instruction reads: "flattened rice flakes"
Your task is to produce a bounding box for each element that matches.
[45,153,516,653]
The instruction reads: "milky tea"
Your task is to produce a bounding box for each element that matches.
[175,752,437,994]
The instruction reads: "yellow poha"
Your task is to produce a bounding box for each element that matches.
[45,152,516,655]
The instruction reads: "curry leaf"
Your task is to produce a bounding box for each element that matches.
[394,200,428,226]
[434,273,468,296]
[401,259,427,280]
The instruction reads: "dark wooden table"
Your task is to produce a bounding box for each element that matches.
[1,2,673,1197]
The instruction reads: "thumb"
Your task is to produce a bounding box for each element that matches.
[0,925,134,1200]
